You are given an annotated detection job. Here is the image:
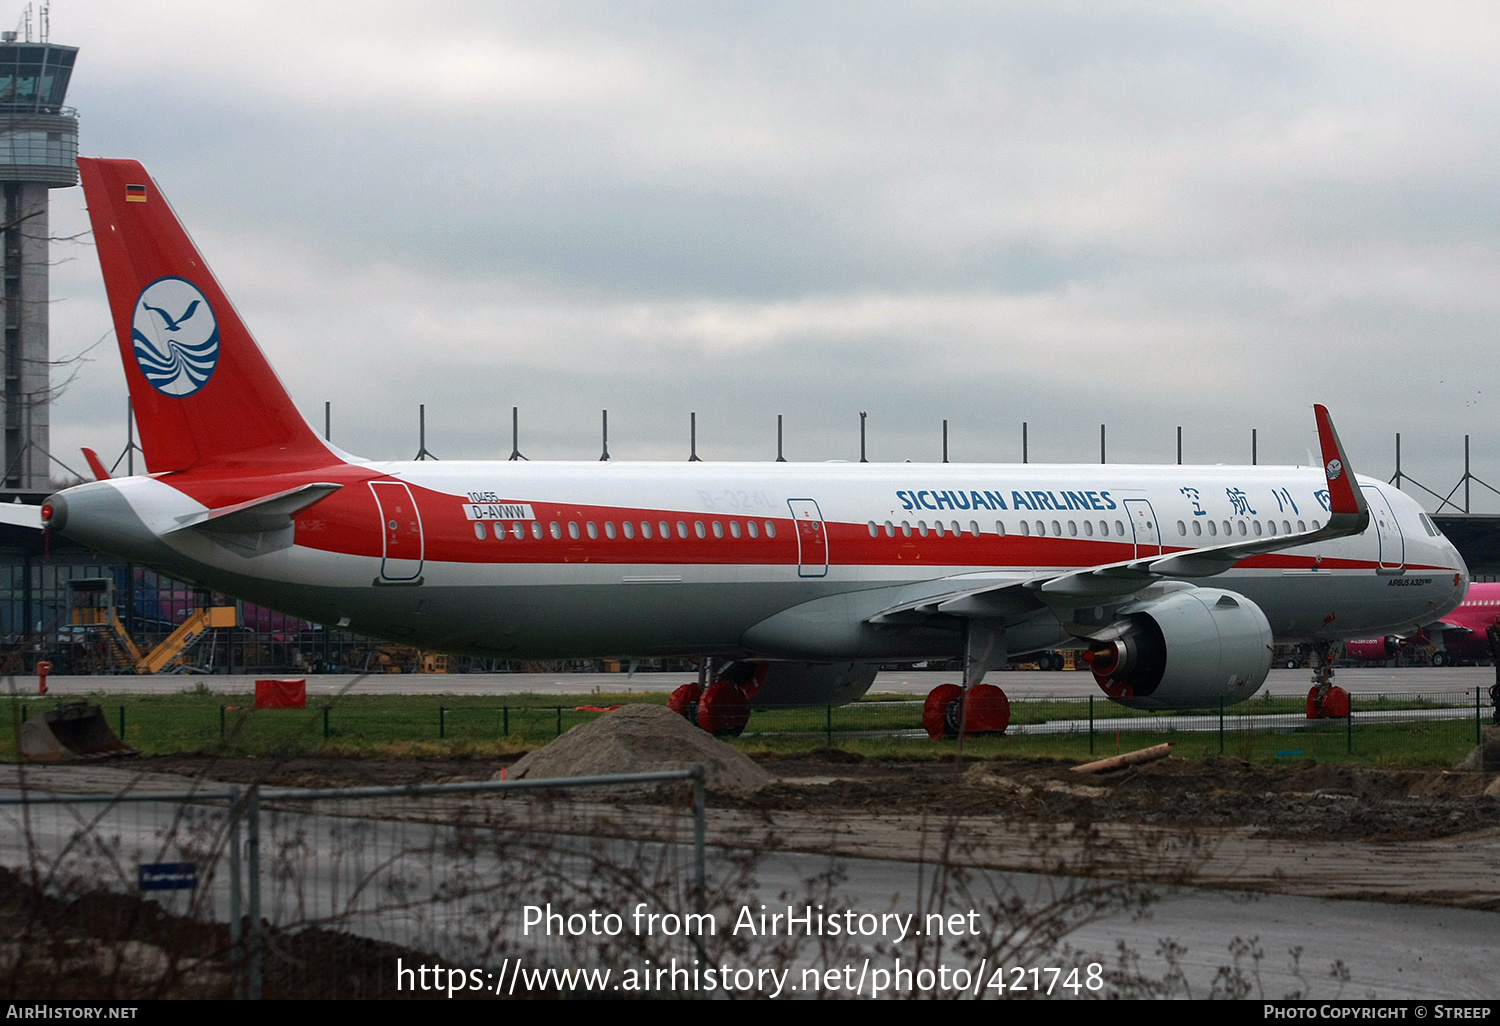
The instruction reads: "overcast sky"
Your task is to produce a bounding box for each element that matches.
[36,1,1500,508]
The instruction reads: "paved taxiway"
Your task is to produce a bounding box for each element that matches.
[15,666,1495,699]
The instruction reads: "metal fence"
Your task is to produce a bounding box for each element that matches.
[12,689,1485,763]
[0,769,706,999]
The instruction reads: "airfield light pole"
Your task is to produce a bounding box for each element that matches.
[1176,426,1182,465]
[414,405,437,460]
[1100,424,1106,464]
[508,407,526,461]
[942,419,949,463]
[1252,428,1257,466]
[324,401,330,441]
[689,413,701,462]
[599,410,609,461]
[1022,422,1028,464]
[859,412,867,463]
[776,415,786,462]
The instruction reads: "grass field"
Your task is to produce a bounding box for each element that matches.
[2,687,1486,768]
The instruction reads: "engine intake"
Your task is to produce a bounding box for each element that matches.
[1082,587,1272,710]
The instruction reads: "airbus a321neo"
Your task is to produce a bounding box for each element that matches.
[17,158,1470,736]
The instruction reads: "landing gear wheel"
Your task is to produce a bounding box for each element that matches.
[667,682,702,725]
[1306,684,1350,719]
[696,680,750,736]
[961,684,1010,734]
[923,684,964,740]
[1431,651,1448,668]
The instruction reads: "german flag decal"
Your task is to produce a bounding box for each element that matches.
[125,184,147,203]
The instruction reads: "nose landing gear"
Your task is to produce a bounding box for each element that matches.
[1305,641,1350,719]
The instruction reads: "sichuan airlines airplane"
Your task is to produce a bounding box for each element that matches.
[14,158,1473,735]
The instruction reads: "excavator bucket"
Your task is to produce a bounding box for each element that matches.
[20,701,138,762]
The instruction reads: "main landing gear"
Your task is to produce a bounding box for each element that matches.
[668,659,764,736]
[922,625,1012,740]
[1305,641,1350,719]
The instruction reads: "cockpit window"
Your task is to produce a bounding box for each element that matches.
[1419,513,1440,538]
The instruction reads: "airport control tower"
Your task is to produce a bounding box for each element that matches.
[0,8,75,491]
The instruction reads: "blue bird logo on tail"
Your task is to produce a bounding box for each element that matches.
[131,278,219,397]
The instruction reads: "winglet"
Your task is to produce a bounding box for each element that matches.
[81,447,109,481]
[1313,404,1367,517]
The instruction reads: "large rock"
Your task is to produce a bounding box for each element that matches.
[502,704,772,795]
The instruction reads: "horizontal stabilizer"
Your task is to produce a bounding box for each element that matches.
[167,482,342,536]
[0,501,42,530]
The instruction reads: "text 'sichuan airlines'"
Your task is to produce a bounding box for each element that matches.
[22,158,1470,736]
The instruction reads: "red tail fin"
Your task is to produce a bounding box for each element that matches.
[79,158,333,473]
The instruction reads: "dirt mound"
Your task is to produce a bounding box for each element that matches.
[1457,726,1500,772]
[505,705,773,795]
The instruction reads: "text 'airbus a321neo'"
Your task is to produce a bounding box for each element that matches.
[20,157,1471,737]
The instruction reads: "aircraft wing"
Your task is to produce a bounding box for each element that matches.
[867,404,1370,620]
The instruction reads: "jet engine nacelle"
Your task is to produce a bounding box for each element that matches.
[1080,587,1272,710]
[728,660,879,708]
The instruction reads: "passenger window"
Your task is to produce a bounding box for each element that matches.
[1311,520,1321,530]
[730,521,741,538]
[918,521,929,537]
[933,521,944,537]
[568,522,580,540]
[712,521,723,538]
[1051,520,1061,536]
[884,521,895,537]
[764,521,776,538]
[513,523,525,539]
[531,522,543,539]
[901,521,912,537]
[1068,520,1078,537]
[995,520,1006,537]
[1222,520,1231,536]
[1191,520,1201,536]
[1099,521,1109,537]
[1252,521,1262,537]
[867,521,878,537]
[678,521,689,539]
[1115,520,1125,536]
[586,522,598,539]
[622,521,634,539]
[1207,520,1217,537]
[1036,520,1046,537]
[748,521,759,538]
[605,522,616,540]
[1266,520,1276,536]
[641,521,653,539]
[969,520,979,535]
[693,521,705,539]
[1283,520,1291,535]
[1298,520,1306,532]
[1019,520,1030,537]
[474,522,486,540]
[1084,520,1094,537]
[1176,521,1185,536]
[550,522,563,539]
[659,520,670,538]
[1237,521,1247,536]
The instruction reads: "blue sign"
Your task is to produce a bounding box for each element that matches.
[138,862,197,891]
